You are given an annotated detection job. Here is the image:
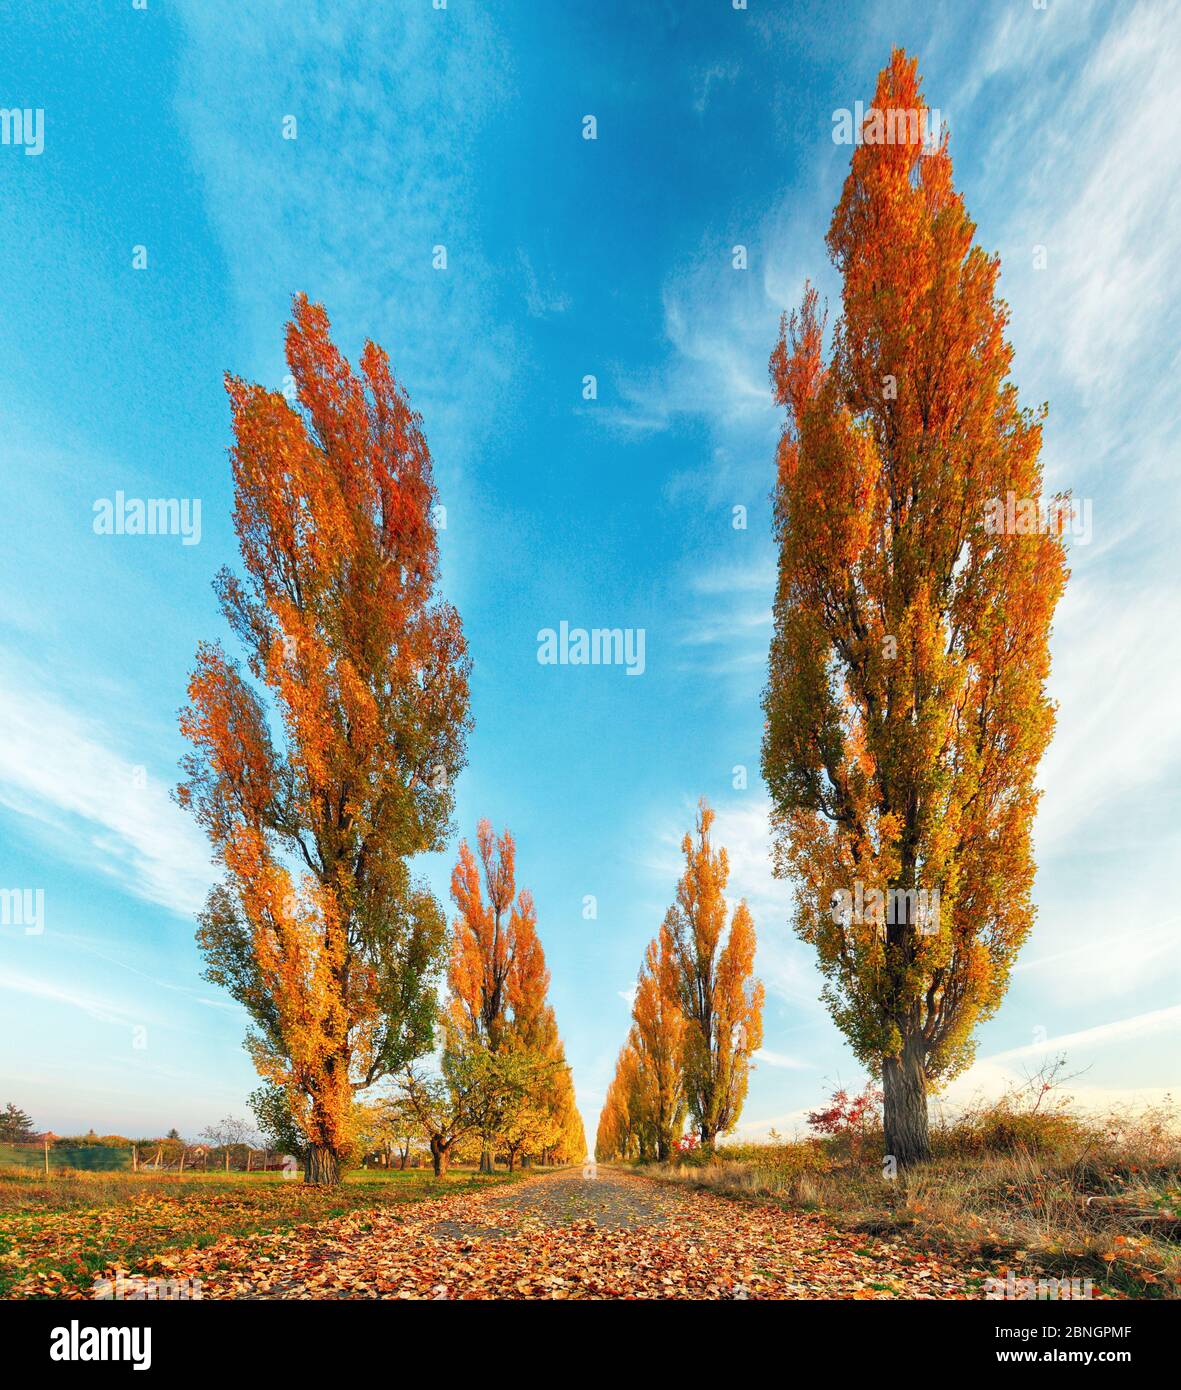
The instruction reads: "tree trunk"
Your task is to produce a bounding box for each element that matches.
[882,1035,930,1167]
[304,1144,340,1186]
[430,1136,451,1177]
[479,1147,493,1174]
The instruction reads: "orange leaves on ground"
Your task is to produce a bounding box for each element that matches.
[10,1171,1018,1302]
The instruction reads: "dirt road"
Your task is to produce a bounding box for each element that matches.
[146,1167,995,1299]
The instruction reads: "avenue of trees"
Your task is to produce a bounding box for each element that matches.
[600,50,1063,1170]
[179,48,1063,1185]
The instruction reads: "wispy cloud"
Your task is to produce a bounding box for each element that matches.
[0,662,212,917]
[0,967,155,1030]
[754,1048,811,1070]
[173,0,516,479]
[519,250,571,320]
[985,1004,1181,1068]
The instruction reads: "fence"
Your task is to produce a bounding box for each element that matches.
[0,1143,291,1174]
[0,1143,131,1172]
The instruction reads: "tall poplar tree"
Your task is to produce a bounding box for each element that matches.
[665,802,764,1147]
[761,52,1068,1165]
[179,294,471,1185]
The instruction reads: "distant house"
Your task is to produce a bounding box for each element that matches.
[27,1131,59,1146]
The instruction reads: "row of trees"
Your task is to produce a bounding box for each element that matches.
[244,823,586,1177]
[600,50,1065,1169]
[183,45,1065,1181]
[180,296,581,1184]
[596,803,764,1162]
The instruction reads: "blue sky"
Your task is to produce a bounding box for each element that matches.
[1,0,1178,1144]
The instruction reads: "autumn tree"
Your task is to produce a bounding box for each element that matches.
[446,820,576,1171]
[353,1095,419,1169]
[761,51,1068,1165]
[179,294,471,1186]
[399,1040,533,1177]
[554,1086,587,1165]
[595,1045,639,1162]
[199,1115,256,1171]
[629,928,686,1162]
[665,802,765,1146]
[399,1049,486,1177]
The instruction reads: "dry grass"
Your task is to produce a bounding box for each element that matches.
[645,1101,1181,1298]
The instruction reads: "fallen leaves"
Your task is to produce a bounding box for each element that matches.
[10,1170,1010,1301]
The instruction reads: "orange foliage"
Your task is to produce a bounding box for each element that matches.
[762,51,1068,1163]
[179,294,470,1184]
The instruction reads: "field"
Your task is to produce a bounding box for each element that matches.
[0,1166,520,1299]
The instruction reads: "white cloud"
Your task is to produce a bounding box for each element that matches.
[173,0,516,481]
[1036,572,1181,851]
[754,1048,811,1070]
[0,662,212,918]
[0,968,155,1030]
[984,1004,1181,1068]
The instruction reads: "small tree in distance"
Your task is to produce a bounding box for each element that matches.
[0,1103,36,1143]
[665,801,765,1147]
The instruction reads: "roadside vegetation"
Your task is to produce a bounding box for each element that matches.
[635,1073,1180,1299]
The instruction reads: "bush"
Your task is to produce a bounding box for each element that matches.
[932,1104,1096,1160]
[715,1139,831,1178]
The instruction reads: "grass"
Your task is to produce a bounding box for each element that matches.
[642,1099,1181,1299]
[0,1165,521,1298]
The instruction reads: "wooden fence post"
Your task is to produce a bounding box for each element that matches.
[43,1139,49,1178]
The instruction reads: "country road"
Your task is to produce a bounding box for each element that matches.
[133,1168,997,1300]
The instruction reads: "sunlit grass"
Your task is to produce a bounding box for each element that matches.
[0,1164,521,1298]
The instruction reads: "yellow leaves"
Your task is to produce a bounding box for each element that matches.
[6,1168,1035,1302]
